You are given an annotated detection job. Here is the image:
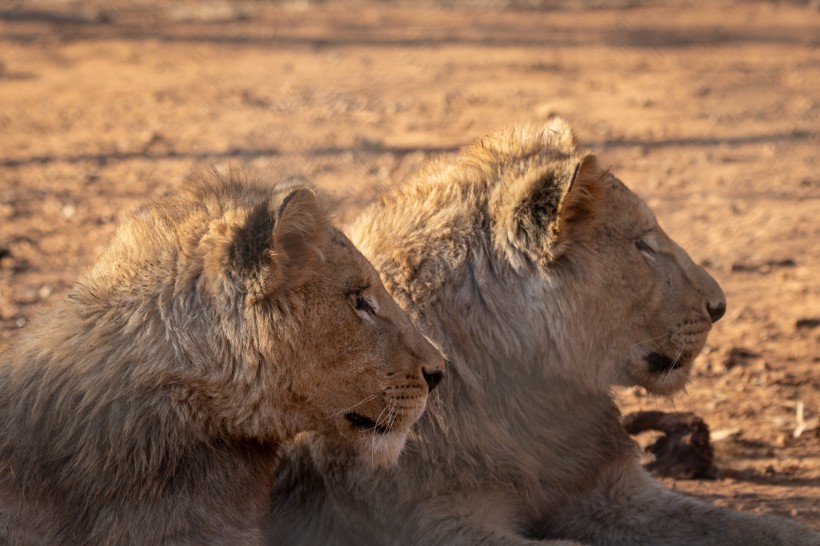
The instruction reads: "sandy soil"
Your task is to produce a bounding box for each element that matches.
[1,0,818,532]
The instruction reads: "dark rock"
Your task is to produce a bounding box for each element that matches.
[623,411,716,480]
[796,318,820,330]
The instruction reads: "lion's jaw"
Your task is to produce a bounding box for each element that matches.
[351,430,409,468]
[540,282,710,397]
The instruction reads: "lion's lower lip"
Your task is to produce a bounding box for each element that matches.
[645,352,684,373]
[345,412,391,434]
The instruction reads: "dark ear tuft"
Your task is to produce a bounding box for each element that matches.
[492,151,604,270]
[229,201,277,279]
[491,156,577,269]
[215,184,329,303]
[515,172,566,240]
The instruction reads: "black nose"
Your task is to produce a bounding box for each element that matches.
[422,367,444,392]
[706,301,726,323]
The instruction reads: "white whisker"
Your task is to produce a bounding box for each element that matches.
[374,400,398,454]
[332,392,380,417]
[629,331,672,351]
[370,403,392,463]
[662,346,685,383]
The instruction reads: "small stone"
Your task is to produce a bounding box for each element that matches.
[61,204,76,219]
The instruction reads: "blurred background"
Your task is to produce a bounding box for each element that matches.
[0,0,818,529]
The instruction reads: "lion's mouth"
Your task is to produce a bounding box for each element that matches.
[345,412,391,434]
[645,352,685,374]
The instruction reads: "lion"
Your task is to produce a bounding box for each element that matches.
[0,169,445,545]
[267,119,819,545]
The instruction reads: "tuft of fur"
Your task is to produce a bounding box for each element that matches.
[0,169,443,545]
[268,119,818,545]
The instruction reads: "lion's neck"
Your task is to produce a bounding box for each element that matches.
[404,257,632,498]
[410,358,628,502]
[428,254,612,391]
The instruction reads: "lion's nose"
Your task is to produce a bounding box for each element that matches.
[706,301,726,323]
[422,366,445,392]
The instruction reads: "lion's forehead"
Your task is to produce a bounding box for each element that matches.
[606,178,658,231]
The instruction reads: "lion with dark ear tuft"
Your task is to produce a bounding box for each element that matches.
[0,169,444,545]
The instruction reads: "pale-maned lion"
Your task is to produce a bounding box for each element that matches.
[267,120,819,545]
[0,170,444,545]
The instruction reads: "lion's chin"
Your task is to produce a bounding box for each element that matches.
[353,430,409,468]
[642,358,693,396]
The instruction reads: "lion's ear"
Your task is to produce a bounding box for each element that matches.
[223,186,328,303]
[267,187,329,294]
[493,152,601,270]
[553,153,605,257]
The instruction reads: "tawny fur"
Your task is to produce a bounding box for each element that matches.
[267,119,819,545]
[0,169,443,545]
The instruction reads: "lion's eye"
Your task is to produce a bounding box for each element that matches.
[354,294,374,313]
[635,238,656,255]
[349,289,377,316]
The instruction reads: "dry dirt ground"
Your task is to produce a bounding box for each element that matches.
[1,0,818,533]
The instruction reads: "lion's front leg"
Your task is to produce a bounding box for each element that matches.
[409,490,585,546]
[268,479,584,546]
[413,513,583,546]
[552,461,819,546]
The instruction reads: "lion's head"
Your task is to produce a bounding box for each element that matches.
[351,119,722,398]
[76,170,444,466]
[483,120,725,395]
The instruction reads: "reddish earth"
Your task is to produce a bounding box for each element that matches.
[1,0,818,531]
